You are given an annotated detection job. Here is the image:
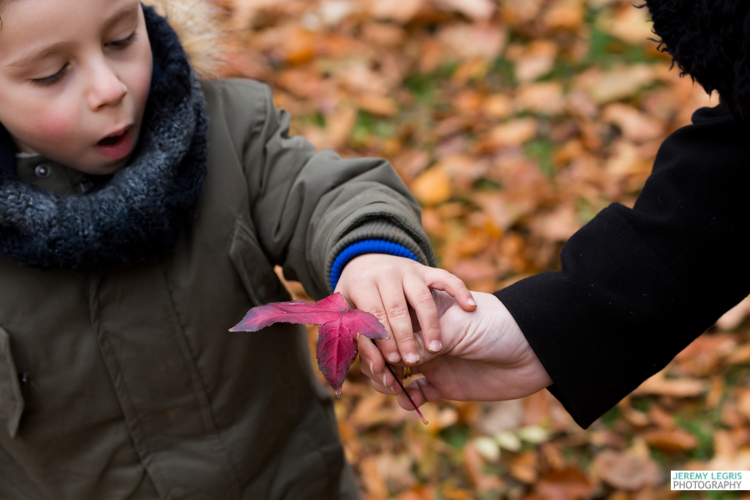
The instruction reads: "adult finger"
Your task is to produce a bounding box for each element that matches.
[423,268,477,312]
[360,357,402,396]
[396,378,440,410]
[403,275,442,354]
[357,336,387,380]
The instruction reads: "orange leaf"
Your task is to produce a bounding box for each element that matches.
[536,467,593,500]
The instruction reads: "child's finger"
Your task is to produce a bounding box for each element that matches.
[423,268,477,312]
[349,283,402,364]
[403,276,442,353]
[378,280,422,365]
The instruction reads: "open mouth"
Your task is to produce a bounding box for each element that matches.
[98,128,129,146]
[95,126,134,161]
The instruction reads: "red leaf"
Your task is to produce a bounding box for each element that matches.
[230,293,388,394]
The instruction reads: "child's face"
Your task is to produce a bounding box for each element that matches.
[0,0,152,175]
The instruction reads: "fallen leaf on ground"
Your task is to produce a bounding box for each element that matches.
[593,449,661,490]
[632,372,707,398]
[536,467,594,500]
[643,428,698,453]
[464,442,504,492]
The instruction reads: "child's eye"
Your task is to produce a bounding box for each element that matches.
[107,31,137,50]
[31,64,69,87]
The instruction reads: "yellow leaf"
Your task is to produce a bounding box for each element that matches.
[411,168,452,206]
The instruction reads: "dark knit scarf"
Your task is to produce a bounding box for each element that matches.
[0,5,208,272]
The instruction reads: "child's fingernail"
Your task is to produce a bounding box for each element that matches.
[468,297,477,306]
[406,353,420,364]
[388,353,400,363]
[382,374,388,387]
[429,340,442,352]
[388,385,394,393]
[369,360,374,374]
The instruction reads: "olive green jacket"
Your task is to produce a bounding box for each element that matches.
[0,79,433,499]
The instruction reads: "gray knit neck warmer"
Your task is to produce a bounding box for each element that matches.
[0,5,208,272]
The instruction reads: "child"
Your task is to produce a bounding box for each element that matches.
[359,0,750,429]
[0,0,474,498]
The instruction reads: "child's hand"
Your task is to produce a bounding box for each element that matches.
[334,254,476,366]
[358,291,552,407]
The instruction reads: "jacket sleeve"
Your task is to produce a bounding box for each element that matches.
[494,104,750,428]
[232,80,435,299]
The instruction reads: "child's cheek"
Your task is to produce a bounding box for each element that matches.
[130,62,153,116]
[30,111,79,145]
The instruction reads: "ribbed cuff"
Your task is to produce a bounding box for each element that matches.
[329,239,418,289]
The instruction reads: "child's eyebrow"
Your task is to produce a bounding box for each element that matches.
[4,4,139,68]
[5,41,74,68]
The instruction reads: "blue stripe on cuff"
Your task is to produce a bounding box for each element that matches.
[330,239,419,290]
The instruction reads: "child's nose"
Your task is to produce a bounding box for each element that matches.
[87,63,128,110]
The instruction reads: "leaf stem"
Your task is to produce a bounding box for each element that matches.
[384,363,429,425]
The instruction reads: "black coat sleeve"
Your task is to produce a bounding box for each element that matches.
[494,104,750,428]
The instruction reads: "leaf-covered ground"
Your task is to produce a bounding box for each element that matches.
[216,1,750,498]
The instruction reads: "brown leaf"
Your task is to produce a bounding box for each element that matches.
[736,388,750,421]
[510,450,539,484]
[512,40,558,83]
[530,205,581,242]
[431,0,495,21]
[674,334,737,376]
[464,442,504,493]
[716,296,750,330]
[484,94,514,119]
[726,343,750,365]
[448,259,497,284]
[367,0,426,23]
[604,5,654,45]
[378,453,417,494]
[516,82,566,115]
[647,405,676,429]
[361,22,406,47]
[543,0,584,32]
[475,400,524,435]
[523,390,551,427]
[601,104,665,142]
[643,428,698,452]
[438,23,507,61]
[617,397,649,427]
[500,0,545,28]
[411,168,452,206]
[482,118,538,150]
[593,450,660,491]
[576,65,656,104]
[357,94,399,116]
[360,455,389,498]
[536,467,594,500]
[632,371,707,398]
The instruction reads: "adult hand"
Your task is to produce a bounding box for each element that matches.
[358,291,552,410]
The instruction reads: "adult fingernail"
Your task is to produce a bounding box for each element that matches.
[388,353,400,363]
[468,297,477,306]
[382,374,388,387]
[369,360,374,374]
[406,353,420,364]
[429,340,442,352]
[388,385,394,393]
